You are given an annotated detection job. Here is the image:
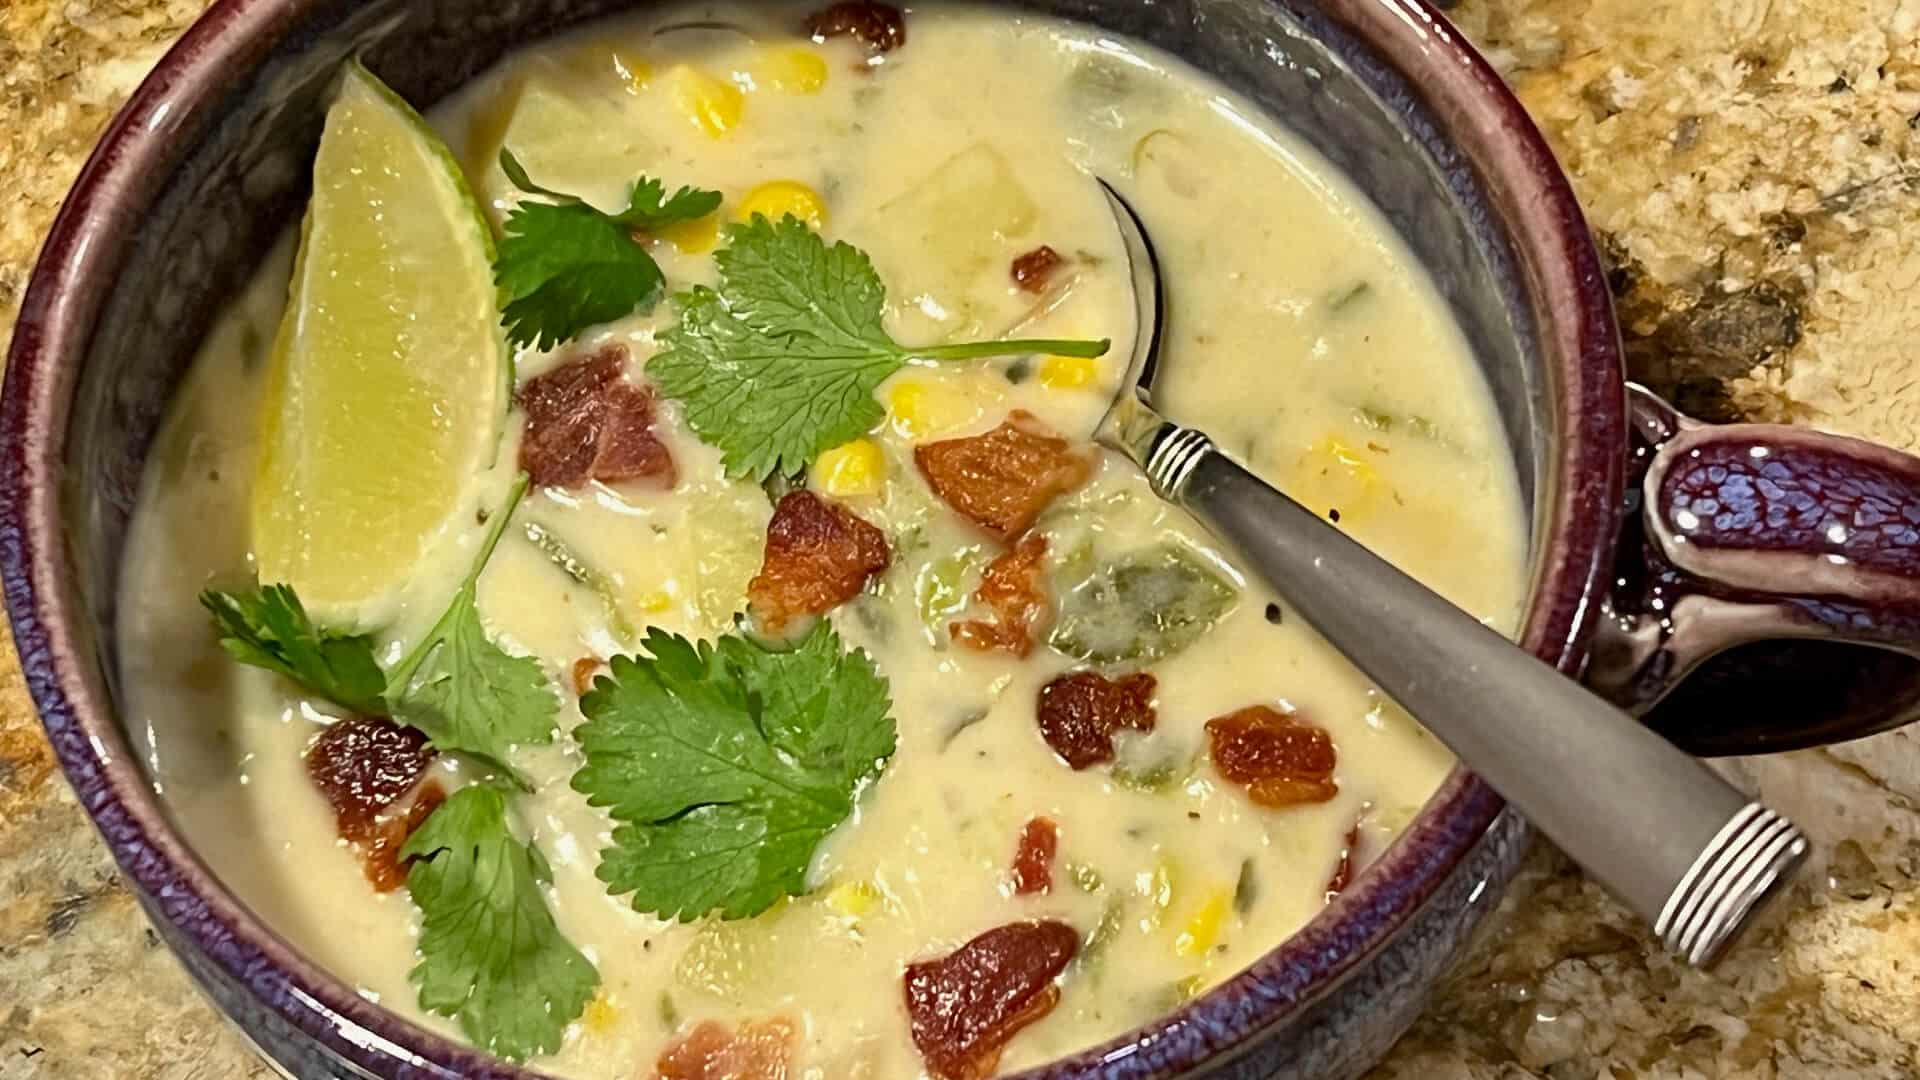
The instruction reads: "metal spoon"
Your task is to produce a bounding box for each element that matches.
[1091,180,1807,967]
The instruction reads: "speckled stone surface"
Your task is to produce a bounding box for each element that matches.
[2,1,1918,1077]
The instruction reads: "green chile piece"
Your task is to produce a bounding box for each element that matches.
[1049,544,1239,664]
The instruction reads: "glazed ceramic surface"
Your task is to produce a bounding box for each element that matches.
[1,0,1626,1077]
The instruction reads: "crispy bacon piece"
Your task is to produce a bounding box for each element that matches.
[1325,816,1366,901]
[1035,671,1156,769]
[904,921,1078,1080]
[367,785,447,890]
[914,412,1093,541]
[654,1018,796,1080]
[518,345,676,491]
[1009,246,1064,293]
[748,490,891,632]
[572,657,603,696]
[1010,817,1058,896]
[804,0,906,53]
[304,716,445,891]
[951,533,1051,658]
[305,717,436,829]
[1205,706,1339,809]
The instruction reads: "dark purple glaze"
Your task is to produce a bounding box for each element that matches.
[1653,428,1920,595]
[1588,385,1920,754]
[1,0,1621,1078]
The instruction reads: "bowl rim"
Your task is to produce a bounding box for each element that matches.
[0,0,1626,1076]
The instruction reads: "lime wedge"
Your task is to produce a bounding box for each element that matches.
[251,62,504,623]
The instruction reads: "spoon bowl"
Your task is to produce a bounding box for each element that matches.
[1093,179,1166,412]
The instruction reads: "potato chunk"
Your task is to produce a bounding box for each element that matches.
[866,144,1039,338]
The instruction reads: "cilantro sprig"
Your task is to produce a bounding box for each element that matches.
[385,473,558,768]
[493,148,721,351]
[200,585,387,715]
[402,784,599,1060]
[572,621,897,921]
[648,214,1110,480]
[202,474,555,768]
[204,473,590,1056]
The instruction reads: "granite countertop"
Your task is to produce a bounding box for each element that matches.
[3,1,1918,1077]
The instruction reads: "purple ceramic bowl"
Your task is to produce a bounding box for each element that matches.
[16,0,1912,1077]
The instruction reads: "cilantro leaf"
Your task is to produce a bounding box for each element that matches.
[402,784,599,1060]
[493,149,720,351]
[496,201,667,353]
[647,215,1111,480]
[199,585,386,714]
[385,474,558,764]
[498,148,720,229]
[607,176,724,231]
[651,285,898,481]
[572,622,896,921]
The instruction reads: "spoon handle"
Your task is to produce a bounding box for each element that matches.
[1138,423,1807,966]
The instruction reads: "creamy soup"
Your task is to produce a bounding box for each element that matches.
[119,5,1528,1078]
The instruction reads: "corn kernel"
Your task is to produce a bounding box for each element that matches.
[827,879,882,918]
[638,590,673,613]
[656,212,722,254]
[735,180,829,230]
[815,438,886,497]
[1292,436,1382,521]
[886,379,980,440]
[668,65,744,138]
[1174,887,1233,957]
[609,49,653,92]
[1038,354,1099,389]
[1325,438,1373,472]
[888,382,930,436]
[753,46,829,94]
[583,993,620,1035]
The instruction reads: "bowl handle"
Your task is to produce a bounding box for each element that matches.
[1586,384,1920,754]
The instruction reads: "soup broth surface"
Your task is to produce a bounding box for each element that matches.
[120,5,1528,1077]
